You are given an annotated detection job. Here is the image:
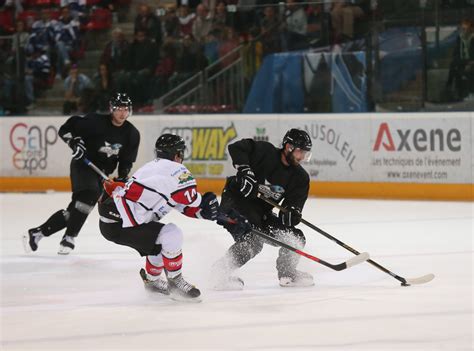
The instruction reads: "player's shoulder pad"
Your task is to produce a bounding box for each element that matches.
[295,164,310,182]
[159,159,191,177]
[260,139,277,150]
[170,163,196,186]
[65,114,84,122]
[127,121,140,136]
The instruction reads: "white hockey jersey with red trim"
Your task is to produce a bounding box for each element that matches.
[113,158,203,227]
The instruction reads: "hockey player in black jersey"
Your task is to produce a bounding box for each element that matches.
[213,128,314,289]
[23,93,140,255]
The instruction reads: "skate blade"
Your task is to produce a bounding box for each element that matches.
[169,293,202,303]
[21,232,33,254]
[279,277,315,288]
[57,246,73,255]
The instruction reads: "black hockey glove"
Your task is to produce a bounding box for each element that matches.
[217,208,252,242]
[236,165,257,198]
[279,206,302,227]
[113,176,129,183]
[199,192,219,220]
[68,137,87,161]
[115,166,131,183]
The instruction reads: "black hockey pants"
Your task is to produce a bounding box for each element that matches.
[38,161,102,238]
[220,179,306,278]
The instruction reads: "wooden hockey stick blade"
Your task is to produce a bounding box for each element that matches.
[402,273,435,286]
[327,252,370,271]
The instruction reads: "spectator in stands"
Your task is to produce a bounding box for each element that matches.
[170,33,207,87]
[446,18,474,101]
[176,0,198,9]
[134,4,162,47]
[192,4,213,44]
[178,5,195,37]
[283,0,308,51]
[4,20,29,107]
[25,49,52,107]
[100,27,129,75]
[28,9,54,55]
[204,29,221,64]
[92,63,115,113]
[63,63,92,114]
[65,0,88,23]
[76,87,97,114]
[306,2,331,47]
[1,38,16,113]
[241,26,262,87]
[235,0,256,34]
[0,4,15,34]
[163,6,180,39]
[330,0,366,42]
[202,0,217,18]
[51,6,80,78]
[212,26,239,104]
[12,20,29,53]
[219,26,239,68]
[212,1,232,31]
[153,38,177,98]
[118,29,158,108]
[259,6,281,57]
[3,0,22,20]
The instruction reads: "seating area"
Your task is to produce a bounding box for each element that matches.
[1,0,473,115]
[1,2,114,34]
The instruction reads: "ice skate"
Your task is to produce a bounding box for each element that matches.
[279,270,314,287]
[22,228,44,253]
[58,235,75,255]
[167,274,201,302]
[139,268,169,295]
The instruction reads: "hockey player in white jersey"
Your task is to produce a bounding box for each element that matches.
[98,133,219,301]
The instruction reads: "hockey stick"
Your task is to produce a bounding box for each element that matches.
[83,158,126,196]
[83,158,109,182]
[257,192,435,286]
[217,214,369,271]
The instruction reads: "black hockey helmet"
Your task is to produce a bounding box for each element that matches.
[283,129,312,151]
[110,93,132,114]
[155,133,186,160]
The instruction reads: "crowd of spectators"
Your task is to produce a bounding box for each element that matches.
[0,0,118,114]
[1,0,473,115]
[0,0,378,114]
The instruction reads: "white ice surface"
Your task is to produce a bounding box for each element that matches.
[1,193,472,350]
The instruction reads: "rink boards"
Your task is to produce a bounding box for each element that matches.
[1,112,472,200]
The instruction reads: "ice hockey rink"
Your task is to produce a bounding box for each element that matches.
[1,192,472,350]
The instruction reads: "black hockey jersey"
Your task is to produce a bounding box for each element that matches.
[227,138,310,211]
[58,113,140,176]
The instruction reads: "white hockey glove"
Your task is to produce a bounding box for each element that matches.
[236,165,257,198]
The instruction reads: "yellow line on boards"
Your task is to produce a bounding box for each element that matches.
[0,178,472,201]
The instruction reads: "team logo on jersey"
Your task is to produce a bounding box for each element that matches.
[178,171,194,184]
[99,141,122,158]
